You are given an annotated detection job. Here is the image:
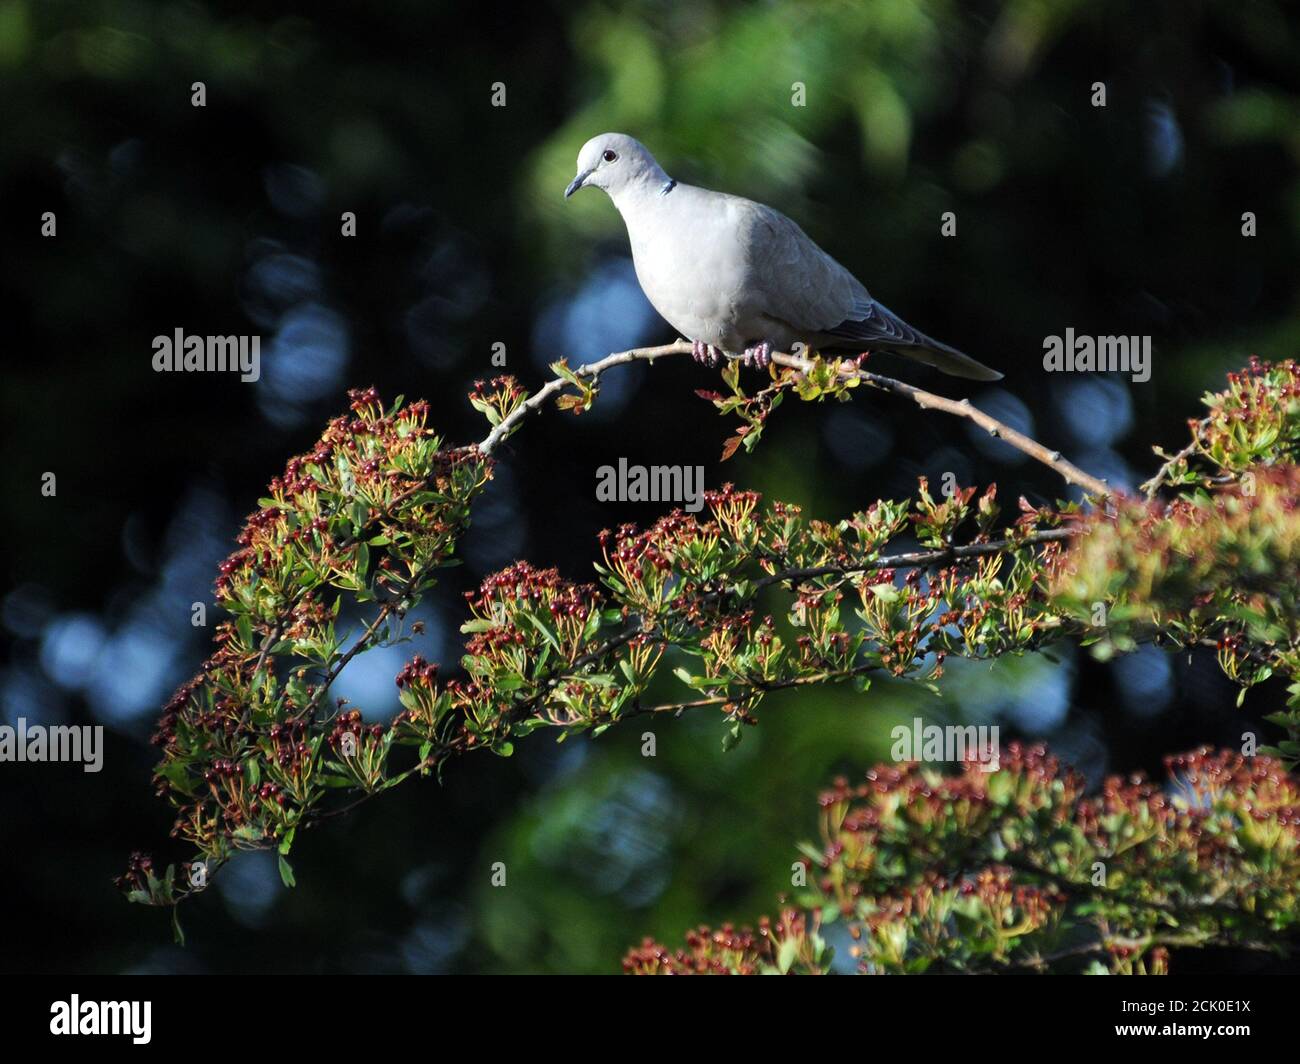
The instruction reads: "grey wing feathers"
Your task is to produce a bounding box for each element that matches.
[739,197,1002,381]
[824,301,930,348]
[824,302,1003,381]
[739,199,863,332]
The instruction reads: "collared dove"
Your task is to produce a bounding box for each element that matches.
[564,133,1001,381]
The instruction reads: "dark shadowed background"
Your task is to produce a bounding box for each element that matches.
[2,0,1299,973]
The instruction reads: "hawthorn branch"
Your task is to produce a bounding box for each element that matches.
[308,602,397,712]
[1140,414,1210,499]
[500,524,1076,726]
[482,340,1112,498]
[250,623,283,679]
[630,660,880,718]
[766,346,1112,498]
[478,341,693,454]
[751,527,1076,590]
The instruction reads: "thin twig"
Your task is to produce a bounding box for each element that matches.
[250,623,283,679]
[480,340,1113,498]
[630,660,880,717]
[1141,415,1211,499]
[751,527,1076,590]
[478,341,694,454]
[311,602,396,705]
[779,349,1111,499]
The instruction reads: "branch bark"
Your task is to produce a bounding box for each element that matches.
[1140,414,1211,499]
[479,340,1114,499]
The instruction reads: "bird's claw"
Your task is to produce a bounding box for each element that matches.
[740,341,773,369]
[692,340,724,368]
[693,340,771,370]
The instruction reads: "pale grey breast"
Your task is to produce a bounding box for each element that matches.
[623,186,762,351]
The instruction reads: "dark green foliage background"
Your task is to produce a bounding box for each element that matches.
[1,0,1298,972]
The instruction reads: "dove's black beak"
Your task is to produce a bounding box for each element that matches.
[564,169,593,199]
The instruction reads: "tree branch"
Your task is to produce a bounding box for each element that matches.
[751,527,1076,590]
[480,340,1113,499]
[1140,415,1211,499]
[478,341,694,454]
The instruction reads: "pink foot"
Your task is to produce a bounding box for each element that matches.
[741,340,773,369]
[692,340,724,368]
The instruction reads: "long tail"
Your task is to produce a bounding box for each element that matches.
[824,302,1003,381]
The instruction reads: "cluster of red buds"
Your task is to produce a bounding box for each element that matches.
[703,484,760,541]
[114,851,155,895]
[396,655,439,689]
[253,781,285,809]
[624,908,827,975]
[326,709,385,752]
[1197,357,1299,473]
[1053,462,1300,708]
[126,388,493,905]
[467,376,527,427]
[125,358,1300,945]
[854,868,1062,971]
[630,744,1300,974]
[463,562,602,661]
[910,477,991,547]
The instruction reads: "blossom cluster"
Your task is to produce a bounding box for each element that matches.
[1061,358,1300,763]
[119,389,491,908]
[1054,465,1299,730]
[626,746,1300,974]
[1150,356,1300,486]
[122,358,1300,972]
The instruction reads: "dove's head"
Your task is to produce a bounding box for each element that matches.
[565,133,671,202]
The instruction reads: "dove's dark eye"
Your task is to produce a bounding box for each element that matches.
[602,149,618,163]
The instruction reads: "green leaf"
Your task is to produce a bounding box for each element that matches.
[520,611,563,653]
[278,855,297,888]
